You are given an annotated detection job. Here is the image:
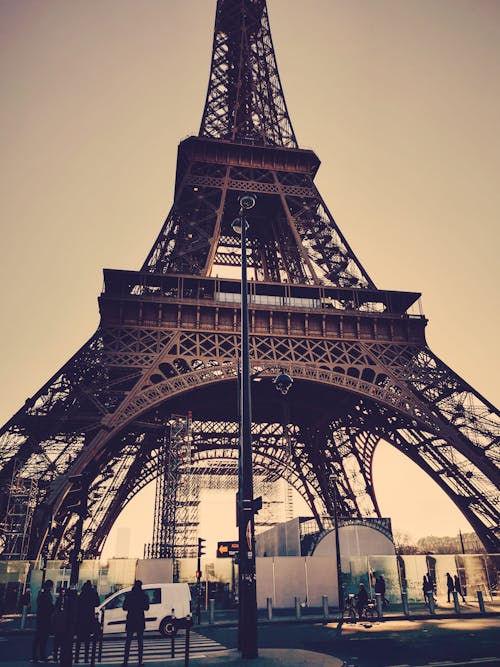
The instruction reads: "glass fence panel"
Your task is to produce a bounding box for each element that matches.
[367,555,401,603]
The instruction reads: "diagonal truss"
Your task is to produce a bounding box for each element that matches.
[0,0,498,561]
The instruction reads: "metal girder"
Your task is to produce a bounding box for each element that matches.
[0,0,498,561]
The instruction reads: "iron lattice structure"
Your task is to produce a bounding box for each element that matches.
[0,0,498,560]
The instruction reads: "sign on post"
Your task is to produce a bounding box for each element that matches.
[217,541,239,558]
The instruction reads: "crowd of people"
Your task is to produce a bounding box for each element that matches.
[31,579,100,663]
[30,578,149,666]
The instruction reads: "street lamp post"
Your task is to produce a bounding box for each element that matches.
[232,197,294,658]
[233,195,258,659]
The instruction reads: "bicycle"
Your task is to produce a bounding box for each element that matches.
[360,598,381,621]
[342,594,357,623]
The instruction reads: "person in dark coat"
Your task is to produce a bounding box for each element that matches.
[122,580,150,667]
[454,574,466,603]
[446,572,454,602]
[375,575,389,608]
[355,582,368,620]
[75,581,100,663]
[422,575,430,603]
[31,579,54,662]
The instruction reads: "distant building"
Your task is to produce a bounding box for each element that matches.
[255,516,395,558]
[115,526,131,558]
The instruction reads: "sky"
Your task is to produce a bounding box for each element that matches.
[1,0,499,558]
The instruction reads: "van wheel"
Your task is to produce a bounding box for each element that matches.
[160,617,178,637]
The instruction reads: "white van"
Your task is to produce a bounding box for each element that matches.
[97,583,192,637]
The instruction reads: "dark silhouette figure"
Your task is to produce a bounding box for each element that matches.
[422,575,431,605]
[355,582,368,620]
[31,579,54,662]
[375,575,389,608]
[75,581,100,663]
[446,572,454,603]
[454,574,466,603]
[122,580,150,667]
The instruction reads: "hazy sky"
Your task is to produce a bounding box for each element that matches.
[1,1,499,557]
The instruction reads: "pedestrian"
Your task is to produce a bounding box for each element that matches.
[75,581,100,663]
[122,580,150,667]
[454,574,466,603]
[31,579,54,663]
[375,575,389,608]
[422,575,431,605]
[446,572,454,603]
[355,582,368,620]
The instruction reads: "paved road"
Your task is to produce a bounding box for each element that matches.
[1,618,499,666]
[196,617,500,667]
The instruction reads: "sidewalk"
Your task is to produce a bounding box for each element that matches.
[0,650,345,667]
[1,594,499,635]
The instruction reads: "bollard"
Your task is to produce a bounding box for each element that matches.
[452,590,461,614]
[90,631,97,667]
[266,597,273,621]
[426,592,436,615]
[322,595,329,620]
[98,610,104,663]
[375,593,383,619]
[20,605,28,629]
[171,634,175,658]
[294,597,301,620]
[401,592,410,617]
[184,626,190,667]
[208,598,215,624]
[477,590,485,614]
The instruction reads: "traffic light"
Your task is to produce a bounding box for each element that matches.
[197,537,206,558]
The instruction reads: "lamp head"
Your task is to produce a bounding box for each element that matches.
[238,194,256,210]
[273,370,293,395]
[231,217,249,235]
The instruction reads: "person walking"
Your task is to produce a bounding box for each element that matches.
[31,579,54,663]
[75,581,100,663]
[454,574,466,603]
[446,572,454,603]
[122,580,150,667]
[375,575,389,608]
[355,582,368,620]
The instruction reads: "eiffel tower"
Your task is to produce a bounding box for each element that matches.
[0,0,498,562]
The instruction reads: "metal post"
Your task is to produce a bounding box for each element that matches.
[184,626,190,667]
[322,595,329,620]
[477,590,485,614]
[452,590,460,614]
[401,592,410,617]
[295,597,301,620]
[98,610,104,663]
[236,198,258,659]
[209,598,215,625]
[266,597,273,621]
[426,592,435,615]
[375,593,383,619]
[330,475,343,613]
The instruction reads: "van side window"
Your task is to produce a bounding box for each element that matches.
[145,588,161,605]
[105,592,126,610]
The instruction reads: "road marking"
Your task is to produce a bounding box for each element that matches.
[96,631,228,664]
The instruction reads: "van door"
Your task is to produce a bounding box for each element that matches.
[143,587,162,631]
[101,591,127,634]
